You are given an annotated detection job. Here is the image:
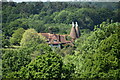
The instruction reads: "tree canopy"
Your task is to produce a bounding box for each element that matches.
[2,2,120,79]
[10,28,25,45]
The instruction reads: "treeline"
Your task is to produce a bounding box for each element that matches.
[2,22,120,79]
[1,2,120,79]
[2,2,120,47]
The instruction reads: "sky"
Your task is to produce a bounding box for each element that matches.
[2,0,120,2]
[8,0,76,2]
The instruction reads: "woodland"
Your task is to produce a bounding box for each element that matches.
[1,2,120,79]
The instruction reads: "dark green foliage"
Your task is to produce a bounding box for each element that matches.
[17,52,63,79]
[55,47,75,57]
[2,34,10,48]
[62,62,75,78]
[2,2,120,47]
[2,49,31,78]
[44,23,71,34]
[2,2,119,36]
[30,43,52,60]
[0,59,1,79]
[48,27,59,34]
[2,32,53,79]
[74,22,120,78]
[2,2,120,79]
[3,18,29,39]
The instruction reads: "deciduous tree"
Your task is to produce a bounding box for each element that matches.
[10,28,25,45]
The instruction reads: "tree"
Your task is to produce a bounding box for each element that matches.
[20,28,45,47]
[2,49,31,78]
[62,63,75,78]
[53,10,71,23]
[44,23,71,34]
[74,22,120,78]
[2,34,10,48]
[4,18,29,37]
[17,52,63,79]
[27,19,45,33]
[10,28,25,45]
[19,28,50,59]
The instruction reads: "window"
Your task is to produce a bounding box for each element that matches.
[54,39,57,42]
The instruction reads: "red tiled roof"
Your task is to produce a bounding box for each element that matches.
[39,33,71,45]
[39,33,50,39]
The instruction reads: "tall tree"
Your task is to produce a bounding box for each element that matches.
[20,28,45,47]
[10,28,25,45]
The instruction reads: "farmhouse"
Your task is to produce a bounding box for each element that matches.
[39,22,80,48]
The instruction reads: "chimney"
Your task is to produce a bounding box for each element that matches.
[75,22,80,38]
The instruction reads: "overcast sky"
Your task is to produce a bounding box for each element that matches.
[8,0,76,2]
[2,0,120,2]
